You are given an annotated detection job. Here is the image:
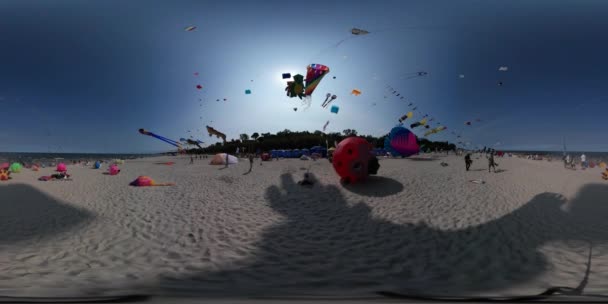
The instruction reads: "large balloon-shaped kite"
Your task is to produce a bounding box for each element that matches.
[384,126,419,157]
[332,136,377,184]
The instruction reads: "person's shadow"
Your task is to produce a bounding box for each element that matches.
[0,184,94,245]
[158,176,608,297]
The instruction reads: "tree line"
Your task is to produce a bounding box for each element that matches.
[180,129,456,155]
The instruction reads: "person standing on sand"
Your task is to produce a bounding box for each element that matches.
[488,152,497,172]
[225,153,229,168]
[248,154,254,172]
[190,155,194,164]
[581,153,587,168]
[465,153,472,171]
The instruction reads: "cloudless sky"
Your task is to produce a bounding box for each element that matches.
[1,0,607,153]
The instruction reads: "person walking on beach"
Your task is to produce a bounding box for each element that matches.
[488,152,498,173]
[225,153,229,168]
[248,154,254,173]
[190,155,194,164]
[465,153,472,171]
[581,153,587,168]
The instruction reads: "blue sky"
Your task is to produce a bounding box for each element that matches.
[0,0,607,153]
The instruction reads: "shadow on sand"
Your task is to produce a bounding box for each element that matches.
[0,184,94,245]
[406,157,439,162]
[342,176,404,197]
[158,176,608,297]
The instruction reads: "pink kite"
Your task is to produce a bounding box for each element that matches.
[108,164,120,175]
[56,163,67,172]
[129,176,175,187]
[196,85,203,90]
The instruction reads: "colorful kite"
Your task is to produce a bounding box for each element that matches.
[305,63,330,97]
[384,126,419,157]
[245,89,252,94]
[424,126,447,136]
[351,89,361,96]
[330,105,339,114]
[398,112,413,123]
[410,118,427,129]
[196,85,203,90]
[139,129,182,149]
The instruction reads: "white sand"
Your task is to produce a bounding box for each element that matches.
[1,154,608,297]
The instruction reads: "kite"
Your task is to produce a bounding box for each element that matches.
[408,103,414,107]
[351,28,370,35]
[245,89,252,94]
[321,93,337,108]
[194,72,199,76]
[282,73,291,79]
[304,63,330,97]
[412,107,417,111]
[285,74,305,99]
[498,81,504,86]
[465,121,472,125]
[332,76,336,79]
[330,105,339,114]
[285,63,330,109]
[398,111,413,123]
[186,139,203,149]
[499,66,508,71]
[293,107,298,111]
[400,71,428,80]
[323,120,330,132]
[384,126,419,157]
[459,74,465,78]
[351,89,361,96]
[410,118,427,129]
[196,85,202,90]
[139,129,182,149]
[184,26,197,32]
[206,126,227,143]
[424,126,447,137]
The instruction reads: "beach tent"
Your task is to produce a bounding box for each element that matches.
[10,163,22,173]
[310,146,327,157]
[209,153,238,165]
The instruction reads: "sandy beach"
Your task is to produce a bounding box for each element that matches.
[2,154,608,298]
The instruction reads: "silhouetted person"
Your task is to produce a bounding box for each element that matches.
[368,156,380,175]
[488,152,497,172]
[465,153,472,171]
[248,154,254,172]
